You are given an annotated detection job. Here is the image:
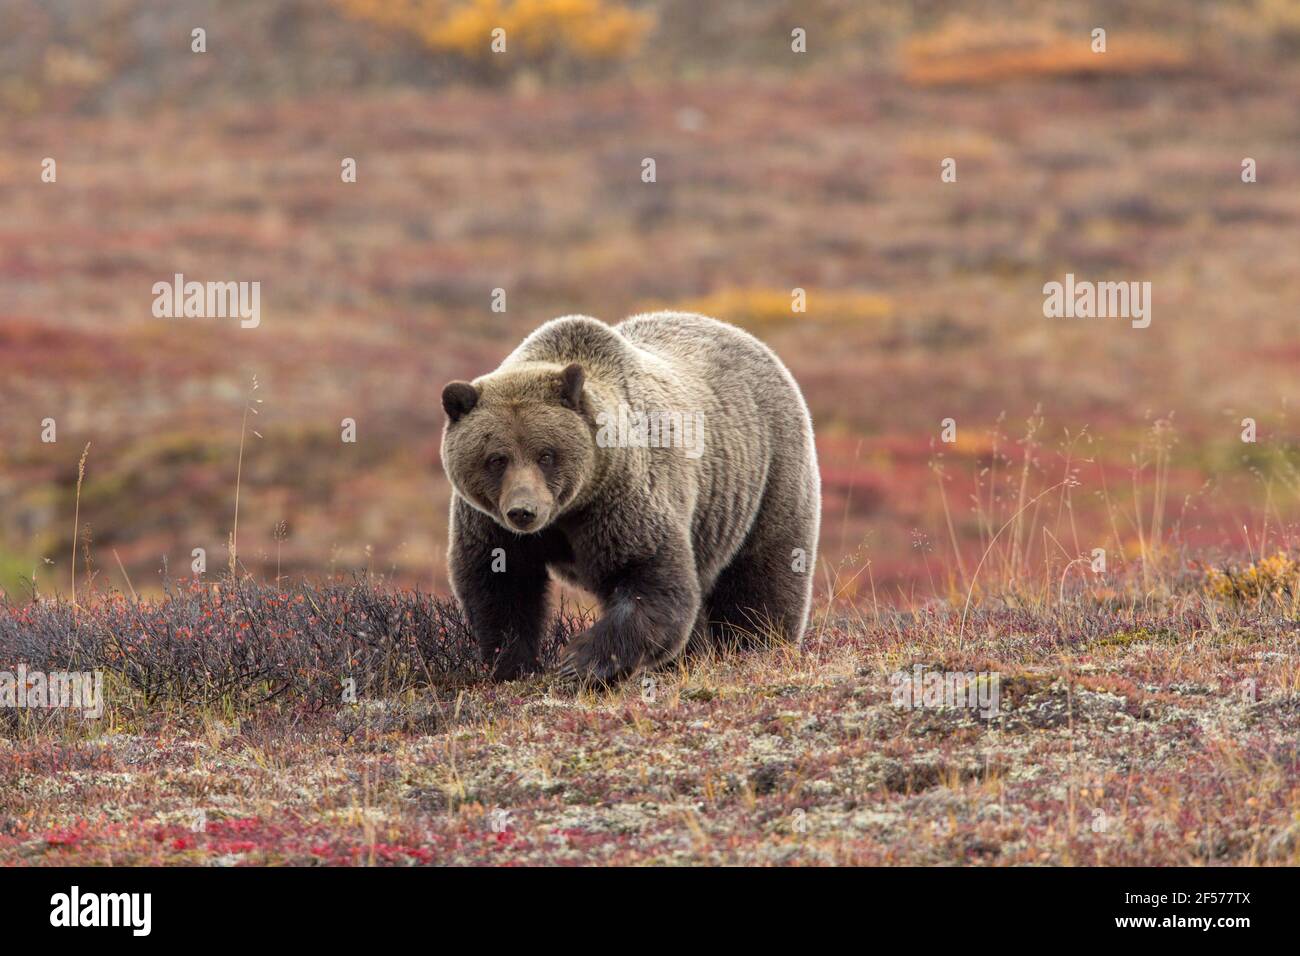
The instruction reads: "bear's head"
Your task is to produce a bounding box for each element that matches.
[440,362,595,533]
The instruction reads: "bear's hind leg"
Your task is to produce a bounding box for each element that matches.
[702,562,805,650]
[704,501,817,650]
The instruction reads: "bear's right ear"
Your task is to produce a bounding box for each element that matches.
[558,363,585,411]
[441,381,479,423]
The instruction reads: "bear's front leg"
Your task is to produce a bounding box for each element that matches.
[557,539,700,686]
[448,498,551,681]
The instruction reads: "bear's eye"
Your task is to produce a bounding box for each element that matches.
[485,454,508,473]
[537,450,555,468]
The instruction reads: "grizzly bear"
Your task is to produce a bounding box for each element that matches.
[440,311,820,684]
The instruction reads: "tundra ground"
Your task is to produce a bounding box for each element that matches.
[1,575,1295,866]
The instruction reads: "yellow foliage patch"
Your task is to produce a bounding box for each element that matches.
[1205,552,1300,602]
[335,0,650,65]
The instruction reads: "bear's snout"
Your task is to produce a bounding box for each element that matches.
[502,495,549,532]
[500,469,552,533]
[506,505,536,528]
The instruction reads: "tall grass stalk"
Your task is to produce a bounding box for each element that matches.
[230,378,262,575]
[70,442,90,606]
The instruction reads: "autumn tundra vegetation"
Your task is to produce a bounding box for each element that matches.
[0,0,1298,864]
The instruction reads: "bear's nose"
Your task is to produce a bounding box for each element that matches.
[507,506,536,528]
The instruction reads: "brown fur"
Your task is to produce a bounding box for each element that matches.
[440,312,820,684]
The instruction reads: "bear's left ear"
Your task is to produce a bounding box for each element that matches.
[557,363,585,411]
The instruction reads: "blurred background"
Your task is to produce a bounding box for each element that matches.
[2,0,1300,602]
